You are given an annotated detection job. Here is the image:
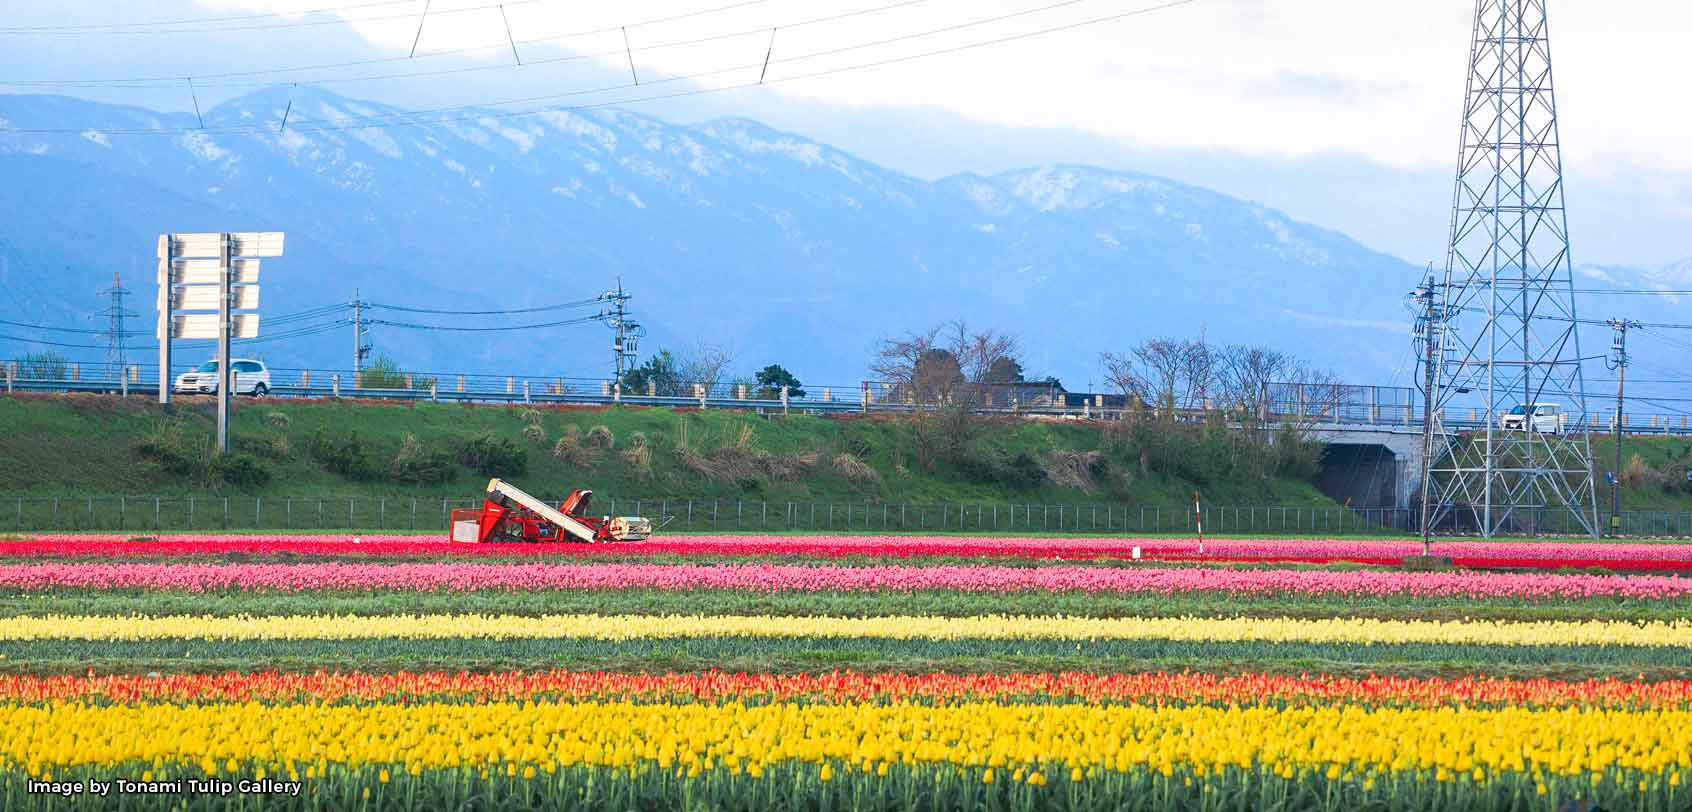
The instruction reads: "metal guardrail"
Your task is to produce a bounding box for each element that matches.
[6,360,1692,434]
[4,495,1691,537]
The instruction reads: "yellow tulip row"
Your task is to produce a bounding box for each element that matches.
[3,613,1691,645]
[4,701,1689,779]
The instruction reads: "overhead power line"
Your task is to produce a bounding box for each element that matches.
[1,0,922,90]
[0,0,778,86]
[362,297,601,315]
[368,313,607,331]
[0,318,146,336]
[0,0,550,36]
[0,0,1200,135]
[0,0,419,32]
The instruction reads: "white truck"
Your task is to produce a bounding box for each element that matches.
[1499,403,1566,434]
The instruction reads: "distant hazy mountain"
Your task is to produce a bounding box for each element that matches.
[1,88,1665,389]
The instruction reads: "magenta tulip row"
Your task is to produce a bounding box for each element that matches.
[1,561,1687,598]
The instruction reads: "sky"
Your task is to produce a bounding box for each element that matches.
[128,0,1692,171]
[3,0,1691,266]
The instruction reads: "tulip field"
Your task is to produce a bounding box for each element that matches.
[3,533,1692,810]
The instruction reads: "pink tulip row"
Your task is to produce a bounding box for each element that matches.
[1,561,1688,599]
[14,533,1692,560]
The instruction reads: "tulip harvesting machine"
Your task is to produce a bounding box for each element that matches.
[450,478,654,543]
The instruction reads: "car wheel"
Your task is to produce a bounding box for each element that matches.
[252,383,269,398]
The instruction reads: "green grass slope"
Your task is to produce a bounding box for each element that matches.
[0,394,1336,508]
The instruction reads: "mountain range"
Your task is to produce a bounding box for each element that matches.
[0,88,1683,392]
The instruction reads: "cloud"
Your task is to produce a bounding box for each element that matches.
[1282,309,1405,334]
[1248,71,1410,104]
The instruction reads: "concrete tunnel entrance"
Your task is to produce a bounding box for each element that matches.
[1315,443,1401,509]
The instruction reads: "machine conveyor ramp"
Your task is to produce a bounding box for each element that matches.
[486,478,600,543]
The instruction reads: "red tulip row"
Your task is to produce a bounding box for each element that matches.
[6,668,1690,707]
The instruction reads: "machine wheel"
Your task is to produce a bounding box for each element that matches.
[251,383,269,398]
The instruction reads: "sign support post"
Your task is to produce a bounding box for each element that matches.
[154,230,283,454]
[216,233,233,454]
[156,235,172,405]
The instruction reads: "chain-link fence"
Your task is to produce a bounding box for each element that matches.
[6,495,1686,537]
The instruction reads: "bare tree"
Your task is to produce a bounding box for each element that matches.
[875,322,1024,384]
[1111,337,1209,414]
[870,326,943,384]
[944,320,1021,383]
[673,341,737,390]
[1216,344,1294,420]
[1099,352,1148,404]
[1176,331,1217,406]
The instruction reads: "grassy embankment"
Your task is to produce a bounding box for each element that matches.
[0,393,1335,509]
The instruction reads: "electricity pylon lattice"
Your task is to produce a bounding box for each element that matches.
[1424,0,1599,538]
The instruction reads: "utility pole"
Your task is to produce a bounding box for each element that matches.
[98,272,136,383]
[1606,319,1638,535]
[601,279,641,381]
[351,289,371,386]
[1409,275,1440,554]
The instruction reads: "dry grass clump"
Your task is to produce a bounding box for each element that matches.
[621,431,653,479]
[832,452,881,485]
[675,422,821,484]
[585,424,615,451]
[1041,450,1103,493]
[552,425,603,467]
[522,422,547,445]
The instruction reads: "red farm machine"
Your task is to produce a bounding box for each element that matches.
[451,478,654,543]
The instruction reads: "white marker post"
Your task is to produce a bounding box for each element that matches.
[1193,490,1205,556]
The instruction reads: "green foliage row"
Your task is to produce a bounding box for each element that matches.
[0,761,1663,812]
[7,587,1683,624]
[2,637,1687,670]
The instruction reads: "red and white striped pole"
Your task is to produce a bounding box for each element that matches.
[1193,491,1204,555]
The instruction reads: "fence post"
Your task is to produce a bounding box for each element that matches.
[862,382,870,413]
[613,383,622,404]
[697,383,707,409]
[332,374,341,398]
[647,382,656,397]
[781,385,789,416]
[431,381,438,402]
[524,380,531,404]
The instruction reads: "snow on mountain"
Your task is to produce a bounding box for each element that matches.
[0,88,1435,384]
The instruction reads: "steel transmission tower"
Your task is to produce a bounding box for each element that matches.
[98,272,136,380]
[1423,0,1599,538]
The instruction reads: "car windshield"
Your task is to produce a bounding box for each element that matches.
[196,361,218,372]
[1507,406,1525,415]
